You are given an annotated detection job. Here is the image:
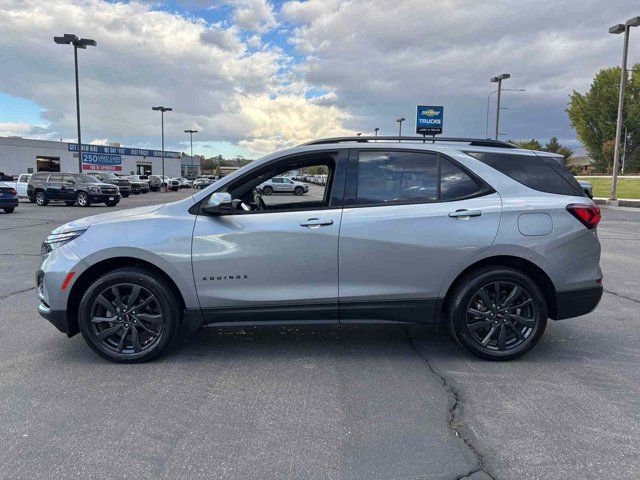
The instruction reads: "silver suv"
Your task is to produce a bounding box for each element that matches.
[259,176,309,195]
[36,137,603,363]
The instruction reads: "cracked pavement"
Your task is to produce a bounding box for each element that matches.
[1,196,639,479]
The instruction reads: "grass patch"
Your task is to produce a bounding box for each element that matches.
[576,177,640,199]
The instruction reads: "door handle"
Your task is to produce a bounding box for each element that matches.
[300,218,334,227]
[448,209,482,219]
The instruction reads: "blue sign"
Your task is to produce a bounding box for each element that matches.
[416,105,444,135]
[69,143,180,158]
[82,153,122,171]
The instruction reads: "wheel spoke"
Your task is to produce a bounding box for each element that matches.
[507,323,525,340]
[136,313,163,324]
[96,295,118,316]
[510,314,536,328]
[126,286,141,309]
[481,325,497,346]
[131,326,142,353]
[468,308,490,318]
[476,288,493,309]
[132,295,156,312]
[494,282,501,304]
[505,298,533,310]
[468,319,493,332]
[92,316,115,324]
[497,324,507,350]
[135,321,158,336]
[503,285,521,306]
[117,326,129,352]
[96,324,122,341]
[111,286,124,308]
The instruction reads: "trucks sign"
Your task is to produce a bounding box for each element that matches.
[82,153,122,171]
[416,105,443,135]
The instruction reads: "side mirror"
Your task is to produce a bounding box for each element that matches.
[202,192,233,215]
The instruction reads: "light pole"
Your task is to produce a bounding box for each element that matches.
[485,88,525,139]
[53,34,97,173]
[609,17,640,201]
[396,117,405,141]
[490,73,510,140]
[152,106,172,190]
[374,127,379,141]
[184,129,198,179]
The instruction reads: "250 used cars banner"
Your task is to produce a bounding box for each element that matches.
[82,153,122,171]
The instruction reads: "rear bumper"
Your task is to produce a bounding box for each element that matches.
[0,198,18,207]
[552,286,603,320]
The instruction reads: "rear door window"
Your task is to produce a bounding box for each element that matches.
[465,151,583,196]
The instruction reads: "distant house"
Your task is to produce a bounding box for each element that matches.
[567,155,595,173]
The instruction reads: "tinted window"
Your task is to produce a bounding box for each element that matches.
[49,173,63,182]
[355,151,438,205]
[440,158,484,201]
[63,175,75,184]
[75,174,99,183]
[466,151,582,196]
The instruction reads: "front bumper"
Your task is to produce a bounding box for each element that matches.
[89,193,120,203]
[552,285,603,320]
[36,269,78,336]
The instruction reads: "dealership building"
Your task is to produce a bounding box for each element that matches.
[0,136,184,178]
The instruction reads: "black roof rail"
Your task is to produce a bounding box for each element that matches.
[300,136,517,148]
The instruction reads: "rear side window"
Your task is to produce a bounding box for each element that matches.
[49,173,63,182]
[466,151,583,196]
[349,151,490,206]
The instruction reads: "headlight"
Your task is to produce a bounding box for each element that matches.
[41,229,87,254]
[88,185,100,193]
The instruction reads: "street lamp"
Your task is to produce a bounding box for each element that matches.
[184,129,198,179]
[490,73,510,140]
[152,106,172,190]
[53,34,97,173]
[608,16,640,201]
[396,117,405,141]
[374,127,379,141]
[485,88,525,139]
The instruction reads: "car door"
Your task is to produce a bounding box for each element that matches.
[61,175,77,200]
[282,178,295,192]
[45,173,64,199]
[191,150,347,324]
[338,149,502,324]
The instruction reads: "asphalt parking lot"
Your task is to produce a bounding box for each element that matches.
[0,192,639,479]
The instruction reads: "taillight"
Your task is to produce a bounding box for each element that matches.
[566,204,601,229]
[9,188,16,195]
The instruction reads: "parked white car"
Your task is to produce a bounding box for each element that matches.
[15,173,32,199]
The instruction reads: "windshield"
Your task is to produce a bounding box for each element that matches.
[76,174,100,183]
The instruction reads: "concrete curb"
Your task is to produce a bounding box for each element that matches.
[594,198,640,208]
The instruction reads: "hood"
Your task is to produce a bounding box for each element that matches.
[52,204,165,234]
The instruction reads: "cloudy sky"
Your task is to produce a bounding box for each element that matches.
[0,0,638,158]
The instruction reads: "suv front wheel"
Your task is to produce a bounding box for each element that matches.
[447,267,547,361]
[35,191,48,206]
[77,191,91,207]
[78,267,181,363]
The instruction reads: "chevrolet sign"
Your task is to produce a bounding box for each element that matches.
[416,105,443,135]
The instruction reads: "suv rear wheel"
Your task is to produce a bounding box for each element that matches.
[78,267,181,363]
[447,267,547,361]
[35,191,48,206]
[263,185,273,195]
[294,186,304,196]
[77,191,91,207]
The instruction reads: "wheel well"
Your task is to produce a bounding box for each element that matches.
[440,255,558,322]
[66,257,186,336]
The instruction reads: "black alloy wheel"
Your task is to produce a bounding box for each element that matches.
[294,186,303,196]
[448,267,547,360]
[263,186,273,195]
[78,267,180,363]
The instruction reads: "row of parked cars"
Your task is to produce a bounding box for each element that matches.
[0,172,195,212]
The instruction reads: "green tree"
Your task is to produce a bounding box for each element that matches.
[512,138,543,150]
[544,136,574,165]
[566,64,640,173]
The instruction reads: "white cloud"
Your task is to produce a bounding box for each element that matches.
[228,0,277,33]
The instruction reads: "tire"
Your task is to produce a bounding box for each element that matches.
[105,201,118,207]
[294,186,303,196]
[447,266,547,361]
[65,201,76,206]
[121,192,130,198]
[134,190,140,195]
[3,207,15,213]
[28,197,35,203]
[263,186,273,195]
[76,191,91,207]
[141,190,147,194]
[78,267,181,363]
[35,191,48,206]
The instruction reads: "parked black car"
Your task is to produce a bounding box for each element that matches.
[27,172,120,207]
[0,181,18,213]
[122,175,150,194]
[92,172,132,197]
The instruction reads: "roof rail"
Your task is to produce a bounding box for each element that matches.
[301,136,516,148]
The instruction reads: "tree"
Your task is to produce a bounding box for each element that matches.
[566,64,640,173]
[512,138,543,150]
[544,136,573,165]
